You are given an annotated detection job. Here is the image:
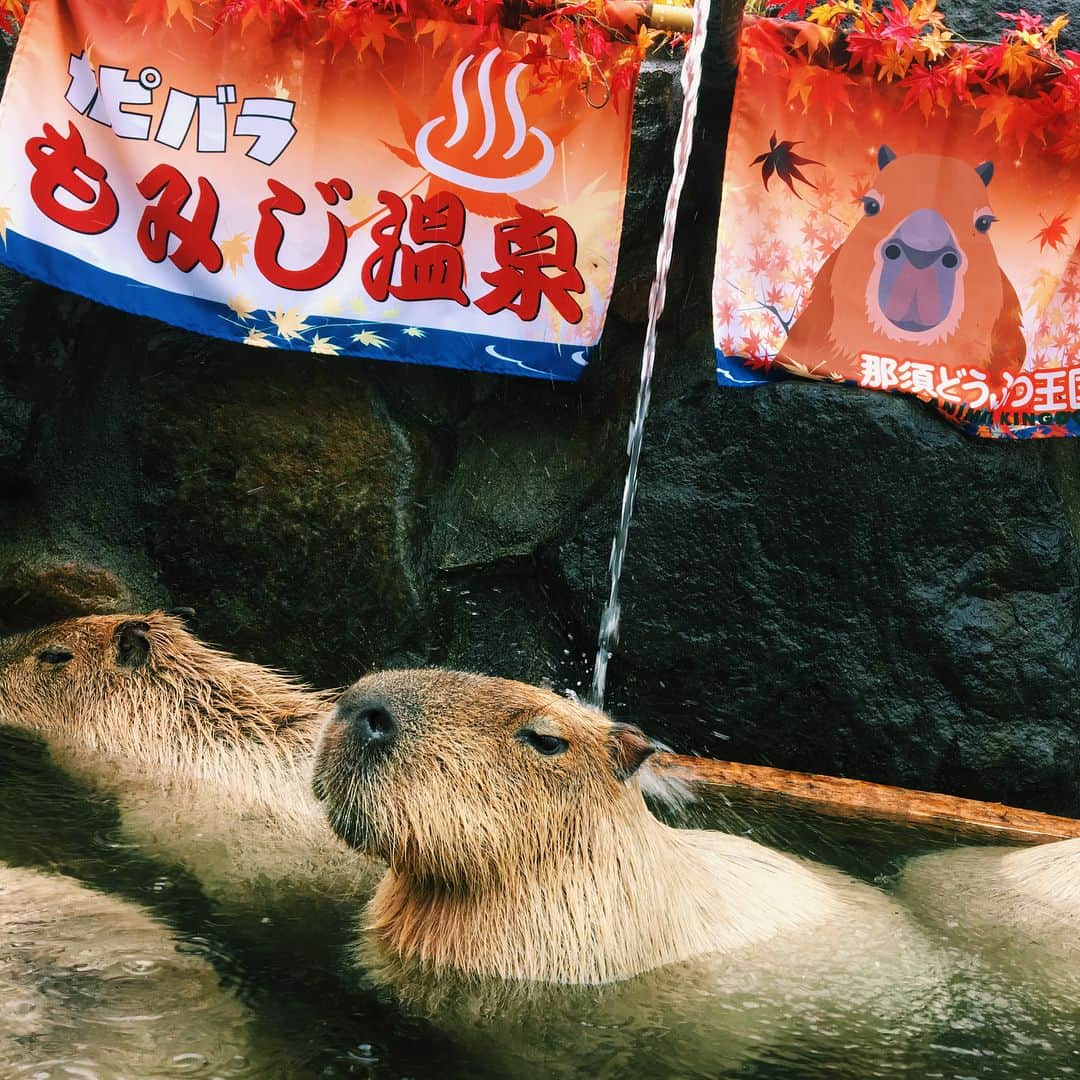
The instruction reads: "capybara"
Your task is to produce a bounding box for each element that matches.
[779,146,1025,388]
[897,838,1080,999]
[0,863,265,1075]
[0,611,380,912]
[313,669,946,1074]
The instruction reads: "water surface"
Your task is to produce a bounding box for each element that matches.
[1,729,1077,1079]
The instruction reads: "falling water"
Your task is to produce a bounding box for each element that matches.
[588,0,713,709]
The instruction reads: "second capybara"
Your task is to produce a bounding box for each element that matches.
[896,838,1080,1000]
[312,669,946,1077]
[0,862,268,1075]
[0,611,381,910]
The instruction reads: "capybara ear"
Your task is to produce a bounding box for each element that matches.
[115,620,152,667]
[975,160,994,186]
[609,722,658,780]
[877,145,896,170]
[165,607,198,632]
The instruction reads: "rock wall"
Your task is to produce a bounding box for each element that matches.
[2,11,1080,814]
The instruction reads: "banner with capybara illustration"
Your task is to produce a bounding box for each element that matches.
[0,0,642,380]
[714,13,1080,438]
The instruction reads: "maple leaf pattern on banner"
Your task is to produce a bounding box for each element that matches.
[751,133,822,198]
[1033,212,1070,253]
[221,233,251,274]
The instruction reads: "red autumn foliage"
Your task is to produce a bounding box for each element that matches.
[738,0,1077,164]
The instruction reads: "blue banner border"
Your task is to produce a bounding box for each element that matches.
[0,229,592,382]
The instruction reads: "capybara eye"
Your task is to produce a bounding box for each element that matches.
[975,214,996,233]
[861,196,880,216]
[884,243,902,261]
[37,647,73,664]
[941,252,959,269]
[515,729,569,757]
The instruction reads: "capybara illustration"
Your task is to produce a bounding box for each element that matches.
[779,146,1025,385]
[0,611,380,912]
[897,838,1080,999]
[0,863,264,1075]
[313,669,945,1074]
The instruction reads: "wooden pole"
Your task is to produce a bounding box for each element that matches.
[657,754,1080,845]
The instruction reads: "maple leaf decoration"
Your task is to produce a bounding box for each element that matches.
[1032,211,1070,252]
[220,233,251,274]
[751,133,822,199]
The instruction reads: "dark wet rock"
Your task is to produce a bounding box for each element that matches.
[129,342,429,685]
[557,379,1080,815]
[0,557,138,632]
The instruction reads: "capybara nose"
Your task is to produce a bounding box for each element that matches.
[337,692,397,751]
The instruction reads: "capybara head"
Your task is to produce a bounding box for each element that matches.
[838,147,1005,347]
[0,610,326,754]
[313,669,659,891]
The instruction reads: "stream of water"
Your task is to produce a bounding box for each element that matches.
[589,0,713,709]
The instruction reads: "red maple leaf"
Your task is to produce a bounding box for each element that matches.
[940,45,980,102]
[742,18,793,73]
[717,300,738,324]
[901,63,950,118]
[998,8,1044,35]
[1060,273,1080,303]
[741,332,765,357]
[881,0,919,49]
[743,352,776,372]
[846,29,887,74]
[1052,122,1080,160]
[1032,211,1071,252]
[751,132,822,199]
[808,68,856,121]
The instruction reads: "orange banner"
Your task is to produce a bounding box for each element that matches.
[714,18,1080,438]
[0,0,639,379]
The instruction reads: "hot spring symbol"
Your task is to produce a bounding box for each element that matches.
[414,49,555,195]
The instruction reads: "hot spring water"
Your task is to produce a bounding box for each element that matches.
[1,728,1078,1078]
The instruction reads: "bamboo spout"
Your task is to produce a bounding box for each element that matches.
[645,2,695,31]
[658,754,1080,845]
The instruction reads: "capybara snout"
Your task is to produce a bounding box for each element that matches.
[333,686,400,754]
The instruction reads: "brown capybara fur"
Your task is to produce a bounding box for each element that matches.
[0,863,262,1075]
[0,612,379,907]
[779,148,1025,387]
[313,670,942,997]
[897,838,1080,1000]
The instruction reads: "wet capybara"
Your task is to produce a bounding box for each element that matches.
[0,863,266,1076]
[0,611,380,910]
[897,838,1080,1000]
[312,669,946,1075]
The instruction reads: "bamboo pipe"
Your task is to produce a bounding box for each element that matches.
[643,2,695,32]
[537,0,695,33]
[658,754,1080,845]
